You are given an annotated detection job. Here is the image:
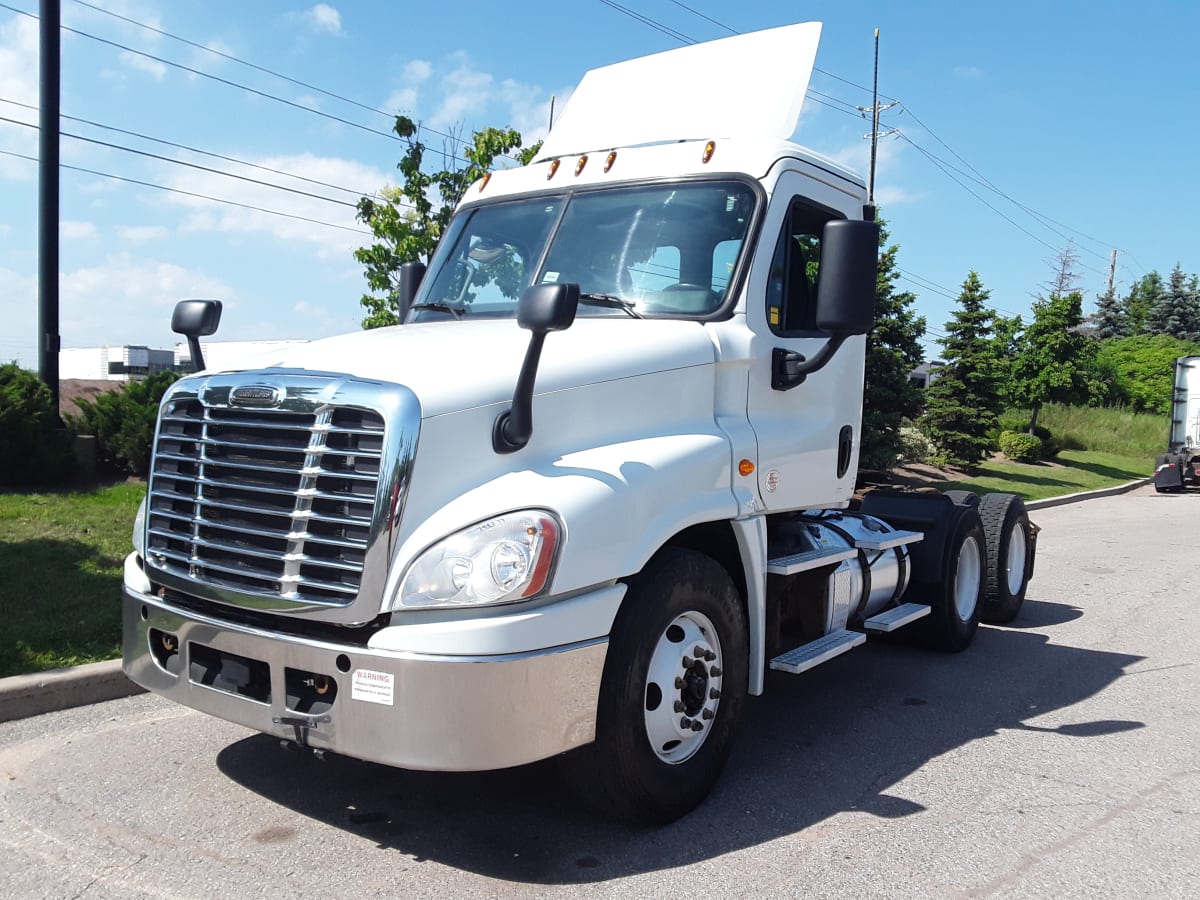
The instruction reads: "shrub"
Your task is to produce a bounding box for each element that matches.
[68,370,179,476]
[999,430,1043,462]
[0,363,76,485]
[897,419,936,464]
[990,410,1061,457]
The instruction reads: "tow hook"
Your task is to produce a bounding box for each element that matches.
[273,713,330,750]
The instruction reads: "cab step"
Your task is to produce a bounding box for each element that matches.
[766,546,857,575]
[863,602,931,633]
[854,529,924,551]
[769,629,865,674]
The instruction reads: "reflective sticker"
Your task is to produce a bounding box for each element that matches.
[765,469,781,493]
[351,668,395,706]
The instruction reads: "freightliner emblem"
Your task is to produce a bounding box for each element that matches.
[230,385,282,407]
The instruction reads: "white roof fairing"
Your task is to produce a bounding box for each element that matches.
[537,22,823,160]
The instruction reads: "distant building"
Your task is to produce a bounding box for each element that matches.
[60,345,177,382]
[908,360,945,389]
[60,339,309,381]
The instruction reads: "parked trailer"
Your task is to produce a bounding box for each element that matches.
[122,23,1037,823]
[1153,355,1200,492]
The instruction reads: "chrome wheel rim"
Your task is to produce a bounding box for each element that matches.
[1005,522,1028,596]
[955,535,982,622]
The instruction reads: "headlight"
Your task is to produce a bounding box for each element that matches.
[396,511,561,610]
[132,496,147,557]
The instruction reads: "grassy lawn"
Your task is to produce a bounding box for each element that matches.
[924,450,1149,501]
[0,481,144,678]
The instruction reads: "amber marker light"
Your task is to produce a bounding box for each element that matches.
[547,159,561,180]
[702,140,716,164]
[575,155,588,176]
[738,459,755,476]
[478,172,492,192]
[604,150,617,172]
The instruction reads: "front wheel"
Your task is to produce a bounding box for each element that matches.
[560,547,748,824]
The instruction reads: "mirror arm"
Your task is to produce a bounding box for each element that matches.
[493,332,548,454]
[771,335,849,391]
[187,336,205,372]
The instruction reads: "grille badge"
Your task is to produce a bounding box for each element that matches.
[230,384,282,407]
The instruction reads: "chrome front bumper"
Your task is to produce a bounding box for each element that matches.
[123,578,608,772]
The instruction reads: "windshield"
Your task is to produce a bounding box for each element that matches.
[412,181,757,321]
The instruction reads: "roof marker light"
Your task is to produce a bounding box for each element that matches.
[702,141,716,164]
[604,151,617,172]
[547,159,561,180]
[478,172,492,192]
[575,155,588,176]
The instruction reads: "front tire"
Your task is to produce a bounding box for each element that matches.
[561,547,748,824]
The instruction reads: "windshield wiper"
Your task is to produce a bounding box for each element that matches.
[578,292,643,319]
[409,302,465,319]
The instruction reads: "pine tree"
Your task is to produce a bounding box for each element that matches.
[1146,264,1194,340]
[1090,286,1128,339]
[859,221,927,471]
[991,313,1025,409]
[920,272,1001,469]
[1124,271,1162,336]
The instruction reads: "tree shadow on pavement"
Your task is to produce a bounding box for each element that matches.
[217,601,1141,885]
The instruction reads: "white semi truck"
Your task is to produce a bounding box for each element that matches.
[1153,355,1200,492]
[122,23,1037,823]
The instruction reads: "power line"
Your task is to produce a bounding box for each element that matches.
[0,113,361,209]
[0,147,371,235]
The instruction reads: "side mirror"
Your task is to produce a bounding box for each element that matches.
[771,219,879,391]
[493,283,579,453]
[814,219,879,335]
[398,261,426,322]
[172,299,222,372]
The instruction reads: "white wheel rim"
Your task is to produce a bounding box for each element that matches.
[643,610,723,764]
[954,536,982,622]
[1005,522,1027,596]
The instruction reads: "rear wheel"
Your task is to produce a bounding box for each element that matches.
[559,547,748,824]
[925,507,985,652]
[943,490,980,507]
[979,493,1034,624]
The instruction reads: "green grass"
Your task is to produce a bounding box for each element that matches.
[0,482,144,677]
[1023,403,1166,458]
[927,450,1148,501]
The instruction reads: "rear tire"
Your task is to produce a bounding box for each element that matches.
[925,507,985,652]
[943,490,980,507]
[559,547,748,824]
[979,493,1034,624]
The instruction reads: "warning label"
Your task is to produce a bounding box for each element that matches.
[351,668,395,706]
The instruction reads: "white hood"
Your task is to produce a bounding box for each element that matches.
[233,318,718,418]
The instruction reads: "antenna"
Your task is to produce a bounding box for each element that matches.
[858,28,897,222]
[548,95,556,132]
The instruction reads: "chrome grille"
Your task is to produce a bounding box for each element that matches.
[146,398,385,604]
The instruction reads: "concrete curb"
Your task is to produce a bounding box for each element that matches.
[0,658,146,724]
[0,477,1156,725]
[1024,476,1153,511]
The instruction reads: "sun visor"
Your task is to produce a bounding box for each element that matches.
[537,22,823,160]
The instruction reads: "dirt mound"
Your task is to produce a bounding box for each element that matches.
[59,379,122,418]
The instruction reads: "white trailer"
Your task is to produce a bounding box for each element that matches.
[122,23,1037,823]
[1153,355,1200,492]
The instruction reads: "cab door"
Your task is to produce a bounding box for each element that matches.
[743,169,867,512]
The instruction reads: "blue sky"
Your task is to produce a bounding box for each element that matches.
[2,0,1198,366]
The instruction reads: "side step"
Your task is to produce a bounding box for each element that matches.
[854,529,924,551]
[769,629,865,674]
[863,602,931,633]
[766,546,857,575]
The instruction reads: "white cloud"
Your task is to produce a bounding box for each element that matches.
[404,59,433,84]
[156,153,388,258]
[953,65,983,79]
[119,49,167,79]
[118,225,169,242]
[61,220,98,239]
[0,15,40,179]
[302,4,342,36]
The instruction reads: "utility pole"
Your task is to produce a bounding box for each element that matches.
[38,0,61,415]
[1106,249,1118,298]
[858,29,897,217]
